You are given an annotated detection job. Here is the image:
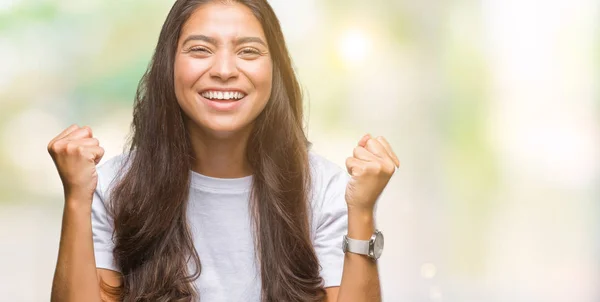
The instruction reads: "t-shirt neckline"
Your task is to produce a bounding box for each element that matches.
[189,170,253,193]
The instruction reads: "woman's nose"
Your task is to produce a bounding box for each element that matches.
[209,52,239,81]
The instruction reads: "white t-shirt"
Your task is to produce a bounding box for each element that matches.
[91,151,350,301]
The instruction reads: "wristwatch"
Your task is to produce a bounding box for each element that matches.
[342,229,384,260]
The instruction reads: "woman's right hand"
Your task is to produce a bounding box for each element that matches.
[47,124,105,204]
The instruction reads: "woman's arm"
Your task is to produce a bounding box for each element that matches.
[51,198,123,302]
[338,209,380,301]
[324,209,380,302]
[51,199,104,302]
[48,125,121,302]
[325,134,399,302]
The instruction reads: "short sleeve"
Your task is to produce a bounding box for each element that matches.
[91,168,121,272]
[313,169,350,288]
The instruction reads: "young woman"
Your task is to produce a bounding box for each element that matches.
[48,0,399,301]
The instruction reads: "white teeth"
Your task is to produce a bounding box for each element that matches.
[202,91,245,100]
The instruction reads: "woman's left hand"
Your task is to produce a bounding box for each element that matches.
[345,134,400,212]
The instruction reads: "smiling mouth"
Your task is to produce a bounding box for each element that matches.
[198,91,248,112]
[200,90,247,101]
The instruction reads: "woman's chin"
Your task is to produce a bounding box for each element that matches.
[196,121,253,139]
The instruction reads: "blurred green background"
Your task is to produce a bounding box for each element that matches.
[1,0,598,301]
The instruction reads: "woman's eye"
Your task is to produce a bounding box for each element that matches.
[240,48,260,56]
[189,47,210,53]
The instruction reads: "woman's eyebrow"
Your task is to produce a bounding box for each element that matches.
[234,37,267,47]
[182,34,218,46]
[182,34,267,47]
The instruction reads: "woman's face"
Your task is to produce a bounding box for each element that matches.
[174,2,273,137]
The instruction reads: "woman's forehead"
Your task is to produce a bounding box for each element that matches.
[180,2,266,43]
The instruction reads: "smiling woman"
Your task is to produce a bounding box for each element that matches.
[174,4,273,137]
[47,1,399,302]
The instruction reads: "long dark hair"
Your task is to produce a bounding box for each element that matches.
[106,0,325,301]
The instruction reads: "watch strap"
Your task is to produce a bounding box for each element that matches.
[345,236,370,255]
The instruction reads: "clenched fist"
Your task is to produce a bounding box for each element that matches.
[47,124,105,203]
[345,134,400,212]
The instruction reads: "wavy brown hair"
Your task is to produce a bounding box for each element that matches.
[106,0,325,301]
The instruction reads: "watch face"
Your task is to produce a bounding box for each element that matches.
[373,231,384,259]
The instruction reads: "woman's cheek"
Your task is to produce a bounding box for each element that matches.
[176,57,211,86]
[240,60,272,92]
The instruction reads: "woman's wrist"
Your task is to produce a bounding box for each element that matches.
[347,206,375,240]
[64,193,93,214]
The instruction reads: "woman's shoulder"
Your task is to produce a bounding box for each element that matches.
[95,152,131,198]
[308,151,343,174]
[308,150,349,183]
[308,150,350,209]
[307,151,349,243]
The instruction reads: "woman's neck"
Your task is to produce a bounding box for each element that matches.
[186,122,253,179]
